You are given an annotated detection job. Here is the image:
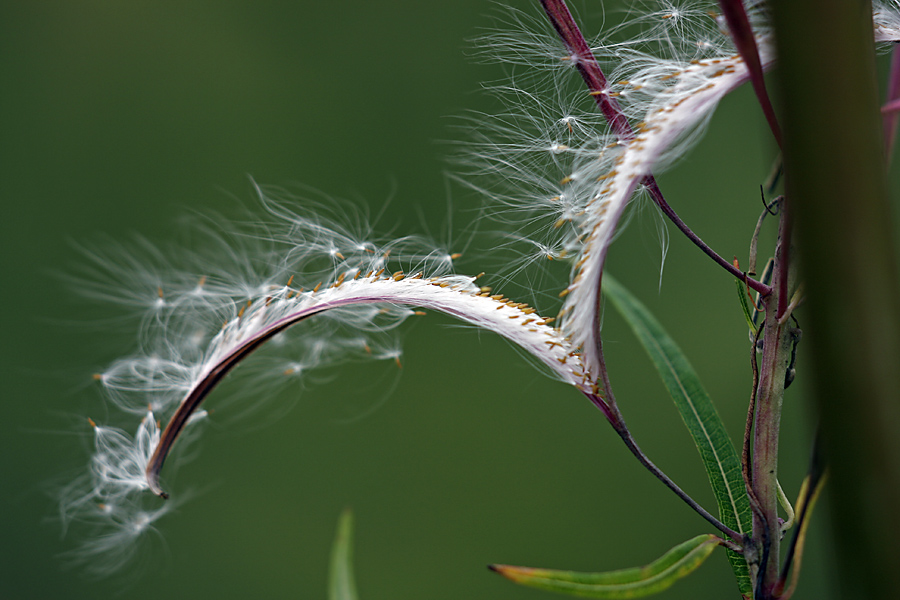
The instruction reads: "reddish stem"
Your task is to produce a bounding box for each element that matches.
[587,336,741,541]
[884,45,900,161]
[538,0,631,137]
[717,0,783,149]
[538,0,771,296]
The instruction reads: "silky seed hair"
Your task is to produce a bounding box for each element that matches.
[58,0,900,574]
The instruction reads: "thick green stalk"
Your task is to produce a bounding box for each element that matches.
[772,2,900,597]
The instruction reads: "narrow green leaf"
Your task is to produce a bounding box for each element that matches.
[602,274,752,595]
[491,534,720,598]
[328,509,359,600]
[734,278,759,334]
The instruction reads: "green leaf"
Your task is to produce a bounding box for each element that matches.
[602,274,753,596]
[328,509,359,600]
[491,534,720,598]
[734,278,759,334]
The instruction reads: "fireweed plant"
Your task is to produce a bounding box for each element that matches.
[57,1,900,598]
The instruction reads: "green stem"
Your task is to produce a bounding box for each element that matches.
[772,1,900,597]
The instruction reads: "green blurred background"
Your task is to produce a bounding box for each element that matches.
[3,1,883,598]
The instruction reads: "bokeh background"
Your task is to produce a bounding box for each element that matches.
[3,1,891,598]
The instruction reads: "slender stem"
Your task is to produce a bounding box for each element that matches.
[742,324,764,491]
[538,0,771,296]
[587,336,742,542]
[717,0,783,149]
[609,419,742,541]
[538,0,630,137]
[882,96,900,114]
[743,321,768,590]
[884,45,900,161]
[650,182,771,294]
[591,292,623,416]
[717,536,745,554]
[584,391,615,423]
[542,0,753,540]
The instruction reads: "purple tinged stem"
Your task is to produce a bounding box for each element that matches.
[718,0,784,149]
[540,0,748,544]
[585,394,615,425]
[612,419,743,542]
[538,0,771,296]
[883,45,900,161]
[537,0,630,137]
[882,97,900,113]
[750,242,795,595]
[742,325,763,493]
[584,327,742,542]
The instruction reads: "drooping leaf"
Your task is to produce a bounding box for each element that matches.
[490,534,720,598]
[329,509,359,600]
[602,274,752,595]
